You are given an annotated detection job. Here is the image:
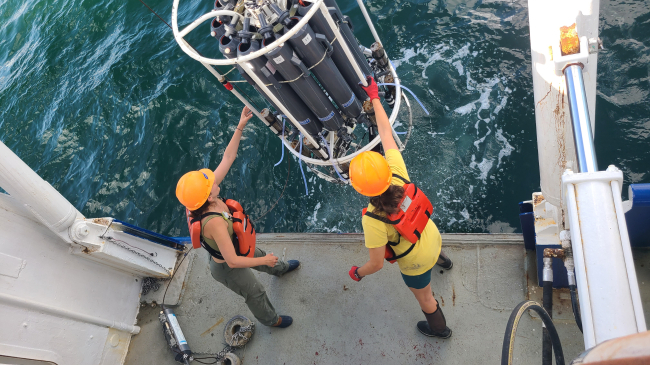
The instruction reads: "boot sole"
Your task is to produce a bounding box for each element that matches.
[437,261,453,270]
[418,327,452,339]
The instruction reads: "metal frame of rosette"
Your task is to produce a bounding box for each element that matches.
[171,0,404,175]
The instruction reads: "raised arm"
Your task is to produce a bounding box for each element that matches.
[213,106,254,185]
[361,77,398,152]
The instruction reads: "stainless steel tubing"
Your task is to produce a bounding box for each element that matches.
[564,64,598,173]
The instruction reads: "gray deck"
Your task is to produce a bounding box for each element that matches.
[125,234,650,365]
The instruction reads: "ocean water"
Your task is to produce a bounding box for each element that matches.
[1,0,649,236]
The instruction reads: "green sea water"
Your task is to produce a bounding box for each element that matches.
[1,0,649,236]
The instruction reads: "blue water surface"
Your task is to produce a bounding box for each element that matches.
[1,0,649,236]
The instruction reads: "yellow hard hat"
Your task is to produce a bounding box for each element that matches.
[176,168,215,210]
[349,151,392,196]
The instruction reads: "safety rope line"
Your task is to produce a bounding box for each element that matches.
[222,66,238,77]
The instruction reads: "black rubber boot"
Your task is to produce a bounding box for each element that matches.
[272,315,293,328]
[285,260,300,273]
[436,251,453,270]
[417,302,452,339]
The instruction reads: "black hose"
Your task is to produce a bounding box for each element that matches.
[501,300,565,365]
[542,281,553,365]
[569,285,583,333]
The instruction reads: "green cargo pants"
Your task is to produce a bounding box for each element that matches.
[208,247,290,326]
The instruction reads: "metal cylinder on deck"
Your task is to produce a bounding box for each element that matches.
[298,2,370,102]
[286,17,363,120]
[263,35,346,133]
[237,39,324,138]
[564,64,598,173]
[161,307,192,364]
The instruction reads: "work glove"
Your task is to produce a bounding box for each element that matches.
[349,266,363,281]
[360,76,379,102]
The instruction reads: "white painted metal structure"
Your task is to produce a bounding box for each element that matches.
[0,140,179,364]
[528,0,646,350]
[170,0,405,169]
[528,0,599,209]
[563,168,646,348]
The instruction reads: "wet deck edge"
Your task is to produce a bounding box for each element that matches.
[256,232,524,245]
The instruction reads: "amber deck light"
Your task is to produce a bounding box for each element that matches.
[560,23,580,56]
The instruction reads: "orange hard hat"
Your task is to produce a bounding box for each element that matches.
[176,168,215,210]
[349,151,392,196]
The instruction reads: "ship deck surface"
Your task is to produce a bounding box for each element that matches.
[125,233,650,365]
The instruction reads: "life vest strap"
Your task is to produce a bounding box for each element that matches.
[389,241,415,261]
[190,212,226,224]
[364,210,401,225]
[392,173,411,184]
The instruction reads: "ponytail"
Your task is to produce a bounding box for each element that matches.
[369,185,405,215]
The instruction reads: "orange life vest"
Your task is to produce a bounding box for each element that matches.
[362,174,433,263]
[186,198,256,259]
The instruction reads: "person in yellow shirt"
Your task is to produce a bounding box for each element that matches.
[348,77,453,338]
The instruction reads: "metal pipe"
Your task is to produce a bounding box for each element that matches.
[0,141,83,244]
[542,256,554,365]
[564,64,598,173]
[0,292,140,334]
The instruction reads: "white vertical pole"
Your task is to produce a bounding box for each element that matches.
[565,182,597,348]
[355,0,382,45]
[609,169,647,332]
[319,2,368,87]
[0,141,83,243]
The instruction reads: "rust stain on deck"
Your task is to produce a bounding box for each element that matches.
[200,317,224,337]
[452,284,456,306]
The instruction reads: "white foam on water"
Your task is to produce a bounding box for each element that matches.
[452,60,464,76]
[495,128,514,167]
[454,101,475,115]
[392,40,517,229]
[307,202,321,226]
[459,76,501,118]
[469,155,495,183]
[473,128,491,149]
[492,93,509,116]
[450,43,471,60]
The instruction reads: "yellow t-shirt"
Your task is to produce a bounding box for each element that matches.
[362,149,442,276]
